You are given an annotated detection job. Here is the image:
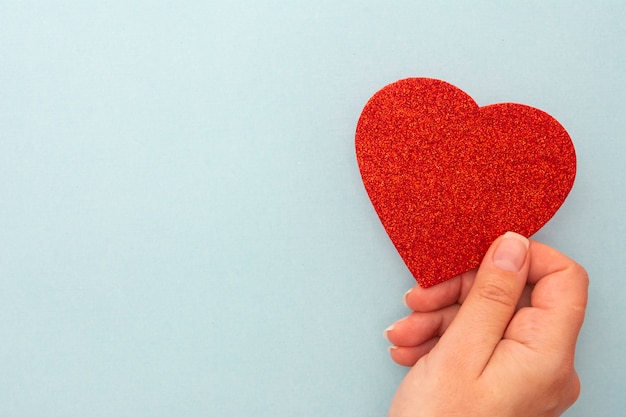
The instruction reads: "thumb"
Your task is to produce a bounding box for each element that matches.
[433,232,530,375]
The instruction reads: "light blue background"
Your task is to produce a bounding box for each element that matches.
[1,1,624,416]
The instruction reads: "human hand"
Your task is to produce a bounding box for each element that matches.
[386,232,588,417]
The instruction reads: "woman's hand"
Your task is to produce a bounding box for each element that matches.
[386,232,588,417]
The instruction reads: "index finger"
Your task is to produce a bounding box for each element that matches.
[404,270,477,312]
[517,240,589,349]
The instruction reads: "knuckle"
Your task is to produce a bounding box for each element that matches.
[570,262,589,286]
[546,354,576,386]
[553,359,575,383]
[563,372,581,406]
[551,369,581,411]
[476,278,516,308]
[566,262,589,313]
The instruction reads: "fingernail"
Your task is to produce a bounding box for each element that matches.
[383,324,394,339]
[388,346,398,353]
[492,232,529,273]
[402,289,412,306]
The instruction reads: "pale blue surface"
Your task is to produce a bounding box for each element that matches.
[0,1,624,416]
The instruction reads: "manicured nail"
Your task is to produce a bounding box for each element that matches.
[402,288,412,306]
[493,232,529,273]
[383,324,395,339]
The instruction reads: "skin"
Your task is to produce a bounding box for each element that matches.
[385,232,589,417]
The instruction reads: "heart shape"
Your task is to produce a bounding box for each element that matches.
[355,78,576,288]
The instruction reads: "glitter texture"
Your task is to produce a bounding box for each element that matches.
[355,78,576,288]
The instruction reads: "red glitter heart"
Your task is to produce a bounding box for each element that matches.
[355,78,576,288]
